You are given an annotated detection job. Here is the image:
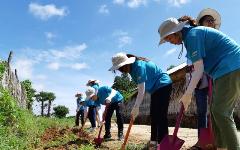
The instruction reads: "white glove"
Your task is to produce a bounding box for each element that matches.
[179,92,192,111]
[131,105,139,120]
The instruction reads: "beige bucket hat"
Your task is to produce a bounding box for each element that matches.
[109,52,136,71]
[86,79,100,86]
[158,17,188,45]
[196,8,221,29]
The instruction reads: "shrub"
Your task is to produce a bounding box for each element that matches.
[53,105,69,118]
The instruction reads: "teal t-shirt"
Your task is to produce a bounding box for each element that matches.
[130,60,172,94]
[182,26,240,80]
[95,86,123,105]
[84,99,96,107]
[91,84,99,91]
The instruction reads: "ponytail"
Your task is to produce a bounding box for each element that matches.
[178,15,197,27]
[126,54,149,62]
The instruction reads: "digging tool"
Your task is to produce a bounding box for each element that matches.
[199,79,216,149]
[94,105,109,147]
[121,116,134,150]
[158,104,185,150]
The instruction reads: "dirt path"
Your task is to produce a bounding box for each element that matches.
[94,123,198,150]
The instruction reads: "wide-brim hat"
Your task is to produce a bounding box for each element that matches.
[109,52,136,71]
[158,18,188,45]
[75,93,82,97]
[86,79,100,86]
[196,8,221,29]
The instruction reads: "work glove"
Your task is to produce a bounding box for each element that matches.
[131,105,139,120]
[179,92,192,111]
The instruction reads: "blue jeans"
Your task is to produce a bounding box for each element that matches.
[88,106,96,128]
[195,87,208,138]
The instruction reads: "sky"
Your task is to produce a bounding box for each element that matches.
[0,0,240,116]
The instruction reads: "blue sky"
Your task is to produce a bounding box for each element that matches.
[0,0,239,115]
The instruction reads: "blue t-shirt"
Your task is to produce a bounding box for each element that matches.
[84,99,96,107]
[182,26,240,80]
[95,86,123,105]
[91,84,99,91]
[76,97,86,111]
[129,60,172,94]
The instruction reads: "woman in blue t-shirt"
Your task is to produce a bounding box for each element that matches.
[85,86,124,141]
[178,8,221,150]
[158,17,240,150]
[109,52,172,149]
[86,79,101,128]
[75,93,86,127]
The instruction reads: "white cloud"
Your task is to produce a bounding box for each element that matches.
[118,36,132,48]
[99,4,110,14]
[13,59,34,80]
[49,44,87,60]
[112,30,128,36]
[168,0,190,7]
[32,83,45,91]
[47,62,60,70]
[113,0,125,5]
[113,0,147,8]
[29,3,68,20]
[127,0,147,8]
[113,30,133,48]
[164,48,177,56]
[35,74,47,80]
[45,32,56,40]
[70,63,88,70]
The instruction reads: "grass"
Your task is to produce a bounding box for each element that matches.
[0,87,95,150]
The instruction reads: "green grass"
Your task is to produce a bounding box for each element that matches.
[0,87,78,150]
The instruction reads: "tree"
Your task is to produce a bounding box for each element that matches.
[21,80,36,111]
[167,65,176,71]
[35,91,56,117]
[53,105,69,118]
[112,73,137,100]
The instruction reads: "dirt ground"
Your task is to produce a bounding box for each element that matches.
[96,122,198,150]
[40,121,240,150]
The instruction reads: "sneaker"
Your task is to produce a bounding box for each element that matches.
[118,132,124,141]
[103,134,112,140]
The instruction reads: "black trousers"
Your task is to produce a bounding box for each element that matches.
[105,101,124,135]
[88,106,96,128]
[75,109,84,126]
[150,84,172,143]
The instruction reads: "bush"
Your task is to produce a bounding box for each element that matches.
[53,105,69,118]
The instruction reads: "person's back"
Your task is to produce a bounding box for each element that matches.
[130,60,171,94]
[183,26,240,79]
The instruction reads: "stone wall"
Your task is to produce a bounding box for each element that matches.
[0,52,27,109]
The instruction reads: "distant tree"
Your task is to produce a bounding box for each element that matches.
[167,65,176,71]
[21,80,36,111]
[35,91,56,117]
[46,92,56,117]
[53,105,69,118]
[112,73,137,99]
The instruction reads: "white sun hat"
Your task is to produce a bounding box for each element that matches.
[196,8,221,29]
[86,79,100,86]
[85,87,96,100]
[108,52,136,71]
[158,17,188,45]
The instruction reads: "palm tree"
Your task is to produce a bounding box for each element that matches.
[35,91,56,117]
